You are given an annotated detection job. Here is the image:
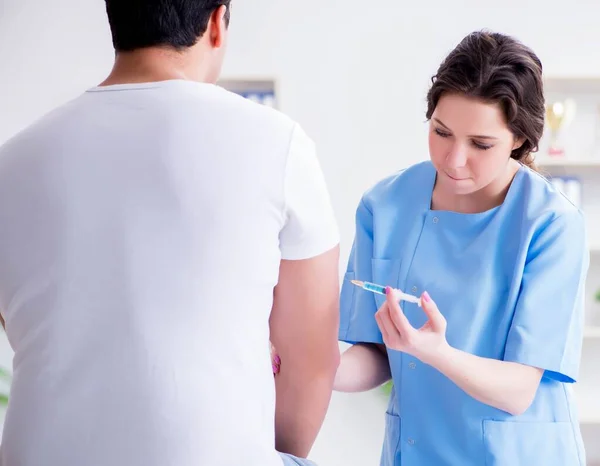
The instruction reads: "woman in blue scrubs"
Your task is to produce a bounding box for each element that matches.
[334,30,589,465]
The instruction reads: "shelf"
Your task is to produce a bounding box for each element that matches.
[544,76,600,94]
[537,158,600,168]
[584,326,600,339]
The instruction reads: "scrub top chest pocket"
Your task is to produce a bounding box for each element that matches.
[370,259,402,308]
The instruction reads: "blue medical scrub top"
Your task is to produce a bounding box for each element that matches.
[339,161,589,466]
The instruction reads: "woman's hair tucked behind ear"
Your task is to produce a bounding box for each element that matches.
[426,30,545,170]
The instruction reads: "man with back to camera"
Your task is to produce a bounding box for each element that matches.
[0,1,341,465]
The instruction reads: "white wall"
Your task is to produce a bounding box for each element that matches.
[1,1,600,464]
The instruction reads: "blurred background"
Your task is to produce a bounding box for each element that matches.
[1,0,600,464]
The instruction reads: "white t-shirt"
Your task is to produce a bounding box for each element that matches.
[0,80,339,466]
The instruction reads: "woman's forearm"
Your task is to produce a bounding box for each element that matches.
[426,343,544,416]
[334,343,391,392]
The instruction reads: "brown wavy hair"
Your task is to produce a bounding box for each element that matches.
[426,31,545,170]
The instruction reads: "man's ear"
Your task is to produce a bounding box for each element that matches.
[208,5,228,48]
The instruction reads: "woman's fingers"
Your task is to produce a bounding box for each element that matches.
[386,287,415,338]
[420,291,446,333]
[375,302,397,346]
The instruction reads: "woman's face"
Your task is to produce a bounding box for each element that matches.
[428,93,523,195]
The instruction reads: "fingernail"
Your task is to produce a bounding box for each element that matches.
[385,286,391,295]
[273,364,279,373]
[275,355,281,364]
[423,291,431,302]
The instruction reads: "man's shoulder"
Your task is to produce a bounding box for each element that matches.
[0,95,83,160]
[197,83,296,131]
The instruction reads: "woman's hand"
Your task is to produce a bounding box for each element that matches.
[271,342,281,375]
[375,287,449,365]
[375,287,543,415]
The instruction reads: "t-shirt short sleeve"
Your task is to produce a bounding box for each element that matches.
[279,124,339,260]
[338,198,384,345]
[504,209,589,383]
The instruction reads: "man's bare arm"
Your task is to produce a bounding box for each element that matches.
[269,245,340,458]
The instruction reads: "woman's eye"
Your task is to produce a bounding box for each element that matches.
[472,141,493,151]
[434,128,492,150]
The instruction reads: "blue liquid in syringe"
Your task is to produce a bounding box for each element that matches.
[363,282,386,295]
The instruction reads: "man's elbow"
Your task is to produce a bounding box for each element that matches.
[310,343,341,376]
[317,324,341,373]
[313,347,340,386]
[287,342,340,380]
[326,345,341,375]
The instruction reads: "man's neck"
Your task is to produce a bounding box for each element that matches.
[99,48,213,87]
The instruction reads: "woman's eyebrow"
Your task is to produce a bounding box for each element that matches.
[433,118,499,140]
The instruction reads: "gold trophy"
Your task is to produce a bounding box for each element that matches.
[545,99,576,157]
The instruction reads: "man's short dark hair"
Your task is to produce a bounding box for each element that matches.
[105,0,231,52]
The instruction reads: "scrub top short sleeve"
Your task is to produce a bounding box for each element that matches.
[504,209,589,383]
[339,198,384,345]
